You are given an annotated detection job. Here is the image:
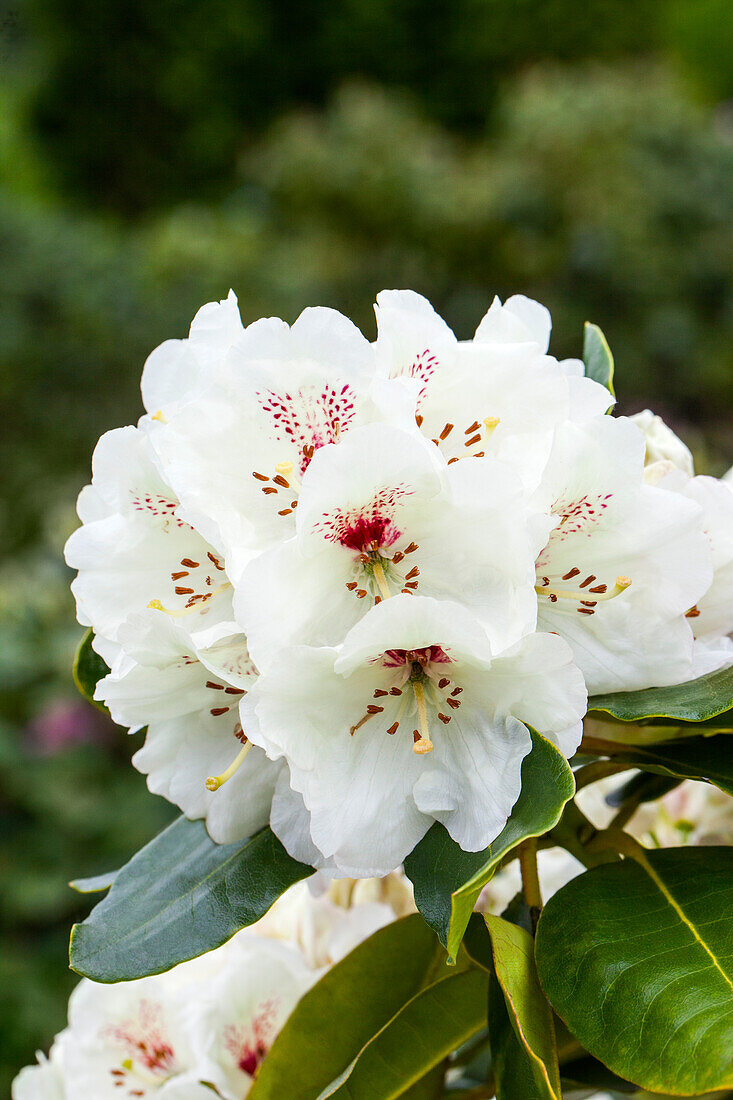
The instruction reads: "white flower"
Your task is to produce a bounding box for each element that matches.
[11,1039,68,1100]
[97,610,279,844]
[235,423,552,669]
[13,876,408,1098]
[149,307,385,573]
[374,290,612,489]
[65,427,237,652]
[255,873,414,969]
[630,409,694,476]
[531,416,713,694]
[652,468,733,677]
[657,471,733,642]
[141,291,244,425]
[62,972,213,1098]
[191,935,314,1099]
[242,594,586,877]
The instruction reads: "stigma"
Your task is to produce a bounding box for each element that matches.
[206,737,253,791]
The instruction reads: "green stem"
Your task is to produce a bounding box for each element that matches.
[519,837,542,932]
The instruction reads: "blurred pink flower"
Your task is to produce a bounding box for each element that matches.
[27,698,112,754]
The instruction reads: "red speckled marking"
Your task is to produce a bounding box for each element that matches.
[258,383,357,473]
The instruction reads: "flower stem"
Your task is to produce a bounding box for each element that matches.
[519,837,542,932]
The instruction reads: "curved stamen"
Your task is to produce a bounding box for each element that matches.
[206,740,252,791]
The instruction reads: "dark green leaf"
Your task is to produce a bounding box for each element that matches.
[72,628,110,712]
[582,322,615,397]
[587,734,733,797]
[321,969,488,1099]
[604,771,682,808]
[249,914,446,1100]
[70,816,313,982]
[69,870,117,894]
[404,732,575,959]
[559,1055,636,1095]
[536,847,733,1095]
[588,664,733,724]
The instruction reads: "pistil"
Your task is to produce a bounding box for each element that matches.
[411,681,434,755]
[372,559,392,600]
[535,572,631,615]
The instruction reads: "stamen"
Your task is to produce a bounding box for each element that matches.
[205,740,252,791]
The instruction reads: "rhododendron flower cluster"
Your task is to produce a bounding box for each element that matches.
[65,290,733,878]
[12,874,413,1099]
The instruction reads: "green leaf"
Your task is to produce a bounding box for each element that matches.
[582,322,615,397]
[404,732,575,960]
[72,628,110,711]
[69,870,117,894]
[249,914,446,1100]
[535,847,733,1096]
[464,915,560,1100]
[588,664,733,724]
[585,734,733,797]
[70,816,313,982]
[320,969,489,1100]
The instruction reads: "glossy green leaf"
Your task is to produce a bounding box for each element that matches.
[588,664,733,724]
[249,914,446,1100]
[585,734,733,797]
[536,847,733,1096]
[604,771,682,808]
[464,915,560,1100]
[72,628,110,712]
[70,816,313,982]
[404,732,575,959]
[485,914,561,1099]
[582,322,615,397]
[69,870,117,894]
[321,969,488,1099]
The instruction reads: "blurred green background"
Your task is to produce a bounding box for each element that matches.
[1,0,732,1089]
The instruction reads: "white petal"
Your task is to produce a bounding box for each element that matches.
[414,713,530,851]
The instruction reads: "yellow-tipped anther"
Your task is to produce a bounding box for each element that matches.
[484,416,500,432]
[275,461,294,476]
[205,741,252,791]
[151,410,168,423]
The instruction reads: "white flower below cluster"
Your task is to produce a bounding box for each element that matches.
[12,873,413,1099]
[64,289,733,879]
